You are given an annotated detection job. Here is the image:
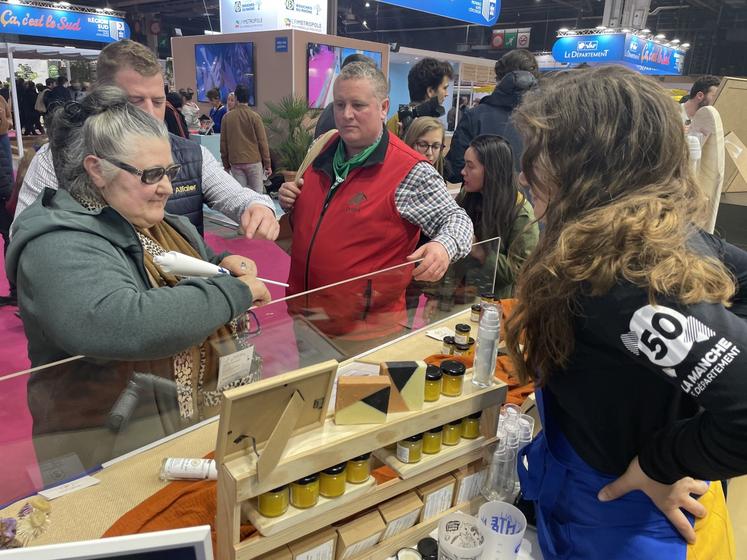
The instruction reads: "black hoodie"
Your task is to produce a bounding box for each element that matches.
[444,70,537,183]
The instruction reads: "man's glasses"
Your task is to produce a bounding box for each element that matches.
[414,141,445,153]
[106,159,182,185]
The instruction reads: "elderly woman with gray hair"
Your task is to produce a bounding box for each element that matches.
[6,87,270,483]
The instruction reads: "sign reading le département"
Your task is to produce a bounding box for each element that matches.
[0,1,130,43]
[220,0,327,34]
[378,0,500,26]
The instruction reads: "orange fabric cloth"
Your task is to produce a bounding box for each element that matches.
[104,464,398,549]
[103,478,256,551]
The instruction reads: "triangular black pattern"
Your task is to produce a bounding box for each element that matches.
[361,386,390,413]
[388,361,417,392]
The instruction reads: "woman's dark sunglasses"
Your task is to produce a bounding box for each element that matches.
[106,159,182,185]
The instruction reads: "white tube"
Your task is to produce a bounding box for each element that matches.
[153,251,228,277]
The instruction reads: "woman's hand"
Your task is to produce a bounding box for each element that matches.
[219,255,257,278]
[597,457,708,544]
[236,275,271,306]
[279,178,303,211]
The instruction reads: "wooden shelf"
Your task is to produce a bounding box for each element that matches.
[373,436,490,479]
[225,376,506,501]
[358,495,486,560]
[230,446,487,560]
[242,478,376,536]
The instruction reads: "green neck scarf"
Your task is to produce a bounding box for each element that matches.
[332,132,383,185]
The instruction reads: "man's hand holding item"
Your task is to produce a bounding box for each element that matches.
[279,178,303,211]
[408,241,450,282]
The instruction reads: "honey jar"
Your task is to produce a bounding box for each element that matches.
[440,360,466,397]
[258,485,289,517]
[442,420,462,446]
[290,474,320,509]
[461,411,482,439]
[397,434,423,464]
[320,463,347,498]
[454,323,471,345]
[422,426,443,454]
[454,343,471,357]
[470,304,482,323]
[346,453,372,484]
[424,365,442,402]
[441,335,455,355]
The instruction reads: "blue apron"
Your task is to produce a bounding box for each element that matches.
[517,389,700,560]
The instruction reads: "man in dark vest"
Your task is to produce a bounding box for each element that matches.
[13,40,279,240]
[280,63,473,347]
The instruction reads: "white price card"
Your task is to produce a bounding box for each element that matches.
[217,346,255,390]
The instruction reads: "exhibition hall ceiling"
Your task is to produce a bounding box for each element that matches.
[68,0,747,74]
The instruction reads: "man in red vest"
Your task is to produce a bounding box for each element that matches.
[281,62,473,349]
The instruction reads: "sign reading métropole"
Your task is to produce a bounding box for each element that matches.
[0,2,129,43]
[220,0,327,34]
[551,33,684,75]
[378,0,500,26]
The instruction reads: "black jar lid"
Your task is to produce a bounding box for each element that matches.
[448,419,462,426]
[455,323,471,333]
[426,365,442,381]
[440,360,466,376]
[417,537,438,559]
[455,343,471,351]
[295,473,320,485]
[322,462,347,475]
[442,335,455,344]
[467,411,483,419]
[350,452,372,461]
[471,304,482,311]
[403,434,423,442]
[267,485,288,494]
[480,292,495,300]
[468,337,475,345]
[426,425,443,433]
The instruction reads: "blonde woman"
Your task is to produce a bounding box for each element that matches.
[506,66,743,559]
[403,116,445,177]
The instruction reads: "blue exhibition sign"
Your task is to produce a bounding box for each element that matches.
[551,32,684,75]
[377,0,499,27]
[551,34,626,63]
[623,34,684,75]
[0,2,130,43]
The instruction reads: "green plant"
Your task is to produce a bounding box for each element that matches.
[263,96,319,171]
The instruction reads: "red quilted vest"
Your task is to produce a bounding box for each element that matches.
[287,131,426,340]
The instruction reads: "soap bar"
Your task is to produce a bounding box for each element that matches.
[380,361,426,412]
[334,377,391,425]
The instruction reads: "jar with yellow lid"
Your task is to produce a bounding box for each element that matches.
[320,463,347,498]
[461,411,482,439]
[422,426,442,454]
[424,365,442,402]
[258,485,289,518]
[346,453,371,484]
[440,360,465,397]
[442,420,462,446]
[397,434,423,464]
[290,474,320,509]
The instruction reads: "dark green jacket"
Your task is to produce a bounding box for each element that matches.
[7,188,253,367]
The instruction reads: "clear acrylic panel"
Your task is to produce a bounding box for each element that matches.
[0,236,502,508]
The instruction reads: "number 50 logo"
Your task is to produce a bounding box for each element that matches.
[620,305,714,368]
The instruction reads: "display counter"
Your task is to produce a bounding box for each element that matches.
[0,241,513,557]
[0,309,507,560]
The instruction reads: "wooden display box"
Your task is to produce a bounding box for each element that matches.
[215,358,506,560]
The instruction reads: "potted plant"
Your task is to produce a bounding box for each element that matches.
[263,96,318,182]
